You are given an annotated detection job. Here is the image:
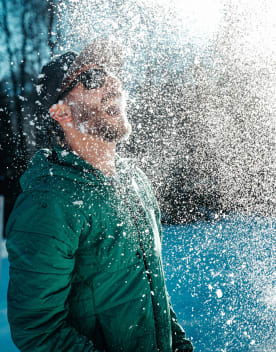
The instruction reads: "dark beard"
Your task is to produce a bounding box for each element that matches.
[74,105,131,142]
[94,120,126,142]
[92,111,131,142]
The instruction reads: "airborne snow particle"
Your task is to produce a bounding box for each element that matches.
[216,289,223,298]
[73,200,83,206]
[35,85,43,94]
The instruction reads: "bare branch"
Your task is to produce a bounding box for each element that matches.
[47,0,57,57]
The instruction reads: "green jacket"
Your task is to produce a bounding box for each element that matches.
[6,146,193,352]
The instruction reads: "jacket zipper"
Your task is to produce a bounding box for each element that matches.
[122,195,162,352]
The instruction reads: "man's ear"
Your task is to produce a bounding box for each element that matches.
[49,101,72,123]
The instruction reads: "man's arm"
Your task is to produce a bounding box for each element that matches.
[151,189,193,351]
[170,303,193,352]
[6,192,99,352]
[137,169,193,351]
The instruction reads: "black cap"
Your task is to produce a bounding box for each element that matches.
[36,51,78,111]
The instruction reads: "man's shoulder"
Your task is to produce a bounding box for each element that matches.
[117,156,156,199]
[117,156,149,178]
[21,147,97,193]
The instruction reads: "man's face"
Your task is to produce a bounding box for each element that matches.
[64,66,132,142]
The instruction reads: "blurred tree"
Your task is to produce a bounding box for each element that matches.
[1,0,60,155]
[0,0,61,228]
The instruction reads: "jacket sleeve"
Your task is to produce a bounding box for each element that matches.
[139,170,193,351]
[170,304,193,352]
[151,190,193,351]
[154,207,193,351]
[6,192,100,352]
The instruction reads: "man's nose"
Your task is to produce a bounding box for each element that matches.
[104,74,122,92]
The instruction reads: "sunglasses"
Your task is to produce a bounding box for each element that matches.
[59,68,107,100]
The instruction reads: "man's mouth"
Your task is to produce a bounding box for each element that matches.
[105,105,121,116]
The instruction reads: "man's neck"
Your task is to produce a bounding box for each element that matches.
[63,125,117,176]
[79,137,116,177]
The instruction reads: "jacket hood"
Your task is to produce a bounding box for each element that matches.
[20,146,132,192]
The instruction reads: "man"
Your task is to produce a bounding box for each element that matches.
[6,39,193,352]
